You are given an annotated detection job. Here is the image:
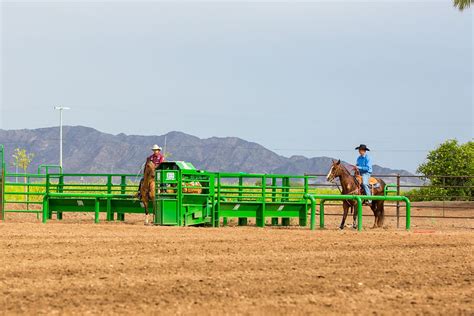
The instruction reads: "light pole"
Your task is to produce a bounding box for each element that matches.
[54,106,70,168]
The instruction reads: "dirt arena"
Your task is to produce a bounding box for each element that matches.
[0,207,472,315]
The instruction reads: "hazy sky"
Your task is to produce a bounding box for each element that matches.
[1,0,472,172]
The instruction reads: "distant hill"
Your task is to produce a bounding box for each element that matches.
[0,126,418,184]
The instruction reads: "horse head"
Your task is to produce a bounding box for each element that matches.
[326,159,343,182]
[144,160,156,179]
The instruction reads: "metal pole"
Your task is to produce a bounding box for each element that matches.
[404,197,411,230]
[55,106,70,169]
[59,108,63,168]
[396,174,400,229]
[443,176,446,218]
[164,135,167,158]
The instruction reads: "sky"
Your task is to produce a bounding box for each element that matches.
[1,0,472,172]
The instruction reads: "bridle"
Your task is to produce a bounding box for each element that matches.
[328,164,360,196]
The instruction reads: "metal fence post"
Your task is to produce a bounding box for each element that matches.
[442,176,446,218]
[237,175,247,226]
[57,174,64,220]
[396,174,400,229]
[106,175,112,221]
[0,162,4,221]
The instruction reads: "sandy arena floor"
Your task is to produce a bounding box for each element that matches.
[0,210,472,315]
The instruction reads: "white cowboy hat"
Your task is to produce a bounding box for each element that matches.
[151,144,162,151]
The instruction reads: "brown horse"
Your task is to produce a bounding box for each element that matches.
[326,160,386,229]
[139,160,156,225]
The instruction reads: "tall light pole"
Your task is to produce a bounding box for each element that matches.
[54,106,70,168]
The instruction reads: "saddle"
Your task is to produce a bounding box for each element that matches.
[355,175,379,186]
[354,175,381,196]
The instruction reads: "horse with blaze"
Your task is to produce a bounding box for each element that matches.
[326,160,386,229]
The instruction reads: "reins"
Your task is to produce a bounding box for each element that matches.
[330,164,360,209]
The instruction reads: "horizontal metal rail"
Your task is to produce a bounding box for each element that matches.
[46,193,132,198]
[304,194,411,232]
[217,173,316,179]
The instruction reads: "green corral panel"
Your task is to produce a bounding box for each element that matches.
[182,203,210,226]
[49,198,144,213]
[111,199,144,214]
[158,199,179,225]
[49,198,96,212]
[217,201,308,226]
[0,152,319,227]
[174,161,196,170]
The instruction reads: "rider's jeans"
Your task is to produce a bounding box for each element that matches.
[361,173,371,196]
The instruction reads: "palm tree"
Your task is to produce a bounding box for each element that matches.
[454,0,472,10]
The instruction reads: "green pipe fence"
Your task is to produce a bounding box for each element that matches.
[2,172,49,219]
[384,184,398,196]
[305,194,317,230]
[214,172,315,227]
[304,194,411,231]
[38,164,63,175]
[43,192,133,223]
[1,168,141,220]
[0,143,413,230]
[0,145,4,220]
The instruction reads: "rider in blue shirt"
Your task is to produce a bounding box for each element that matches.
[355,144,372,198]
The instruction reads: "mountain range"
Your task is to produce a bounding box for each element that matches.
[0,126,417,183]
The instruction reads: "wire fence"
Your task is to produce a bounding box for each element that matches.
[305,174,474,228]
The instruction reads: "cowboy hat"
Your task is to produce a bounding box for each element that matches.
[151,144,162,151]
[355,144,370,151]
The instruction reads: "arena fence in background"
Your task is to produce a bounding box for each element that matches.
[305,173,474,228]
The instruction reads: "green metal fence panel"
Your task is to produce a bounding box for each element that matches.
[2,143,412,231]
[38,164,63,175]
[1,145,4,220]
[212,173,314,227]
[304,194,411,231]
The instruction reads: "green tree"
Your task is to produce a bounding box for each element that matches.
[454,0,472,11]
[12,148,35,181]
[416,140,473,199]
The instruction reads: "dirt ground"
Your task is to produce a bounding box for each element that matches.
[0,209,473,315]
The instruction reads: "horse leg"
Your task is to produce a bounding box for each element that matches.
[149,195,156,225]
[340,202,349,230]
[352,203,358,229]
[370,201,378,229]
[135,178,144,199]
[377,201,385,228]
[143,200,149,225]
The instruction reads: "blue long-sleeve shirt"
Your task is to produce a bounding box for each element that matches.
[356,154,373,174]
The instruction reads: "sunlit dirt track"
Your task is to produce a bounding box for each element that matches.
[0,213,472,315]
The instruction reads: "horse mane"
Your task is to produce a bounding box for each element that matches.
[335,162,360,195]
[339,163,352,176]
